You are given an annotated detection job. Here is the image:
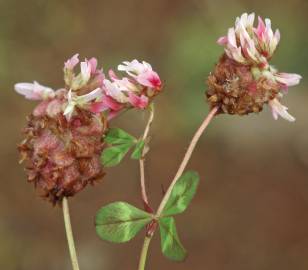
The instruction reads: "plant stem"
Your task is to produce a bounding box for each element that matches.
[138,236,153,270]
[139,103,155,206]
[156,106,219,216]
[62,197,80,270]
[137,106,218,269]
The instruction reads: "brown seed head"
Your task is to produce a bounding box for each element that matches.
[18,90,106,204]
[206,54,280,115]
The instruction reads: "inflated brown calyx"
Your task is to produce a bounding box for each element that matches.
[206,54,280,115]
[18,92,106,204]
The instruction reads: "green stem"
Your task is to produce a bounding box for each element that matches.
[156,106,218,216]
[138,236,153,270]
[62,197,80,270]
[140,103,155,205]
[137,106,218,269]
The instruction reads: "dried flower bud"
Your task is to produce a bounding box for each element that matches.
[207,13,302,121]
[18,90,106,204]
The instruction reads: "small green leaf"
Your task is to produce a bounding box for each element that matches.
[159,217,187,261]
[131,140,145,160]
[95,202,152,243]
[162,171,199,216]
[101,144,132,167]
[105,128,136,145]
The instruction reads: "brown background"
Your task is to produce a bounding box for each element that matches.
[0,0,308,269]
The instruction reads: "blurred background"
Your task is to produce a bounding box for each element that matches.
[0,0,308,269]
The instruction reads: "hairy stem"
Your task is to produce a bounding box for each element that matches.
[62,197,80,270]
[139,103,155,206]
[156,106,218,216]
[138,235,153,270]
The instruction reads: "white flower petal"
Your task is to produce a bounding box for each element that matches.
[77,88,103,103]
[274,73,302,87]
[269,98,295,122]
[14,82,55,100]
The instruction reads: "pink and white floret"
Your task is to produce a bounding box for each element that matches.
[91,59,162,118]
[14,55,162,121]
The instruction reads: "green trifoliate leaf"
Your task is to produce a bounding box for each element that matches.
[105,128,136,145]
[101,144,132,167]
[162,171,199,216]
[159,217,187,261]
[131,140,145,160]
[95,202,152,243]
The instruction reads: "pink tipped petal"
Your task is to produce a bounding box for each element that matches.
[87,57,98,74]
[15,83,41,100]
[128,93,149,109]
[102,95,123,111]
[136,71,162,90]
[90,101,107,113]
[103,79,128,103]
[269,99,295,122]
[217,36,228,45]
[93,71,105,88]
[274,29,280,43]
[90,96,123,115]
[33,101,49,117]
[275,73,302,87]
[108,69,119,81]
[64,54,79,69]
[256,16,266,39]
[227,28,237,48]
[15,82,55,100]
[80,62,91,82]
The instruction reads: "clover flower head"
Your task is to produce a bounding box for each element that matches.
[15,55,163,202]
[15,55,108,203]
[207,13,302,121]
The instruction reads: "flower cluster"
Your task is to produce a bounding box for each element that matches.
[91,59,161,118]
[15,55,162,203]
[207,13,302,121]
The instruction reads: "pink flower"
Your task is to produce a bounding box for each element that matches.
[128,93,149,109]
[118,59,162,90]
[103,79,130,103]
[64,54,79,70]
[269,98,295,122]
[90,95,123,113]
[136,70,161,90]
[15,81,55,100]
[254,17,280,58]
[87,57,98,75]
[217,13,280,66]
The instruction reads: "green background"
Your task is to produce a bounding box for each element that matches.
[0,0,307,269]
